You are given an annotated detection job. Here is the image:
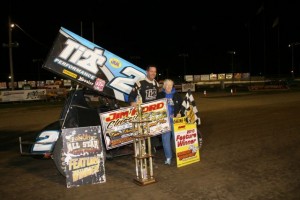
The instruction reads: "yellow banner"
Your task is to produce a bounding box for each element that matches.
[173,122,200,167]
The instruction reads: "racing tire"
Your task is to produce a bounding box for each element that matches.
[52,135,66,177]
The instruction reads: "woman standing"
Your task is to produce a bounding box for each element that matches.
[157,79,183,165]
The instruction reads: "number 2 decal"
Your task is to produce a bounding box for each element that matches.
[32,130,60,152]
[109,67,145,95]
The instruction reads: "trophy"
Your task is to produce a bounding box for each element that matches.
[131,90,156,185]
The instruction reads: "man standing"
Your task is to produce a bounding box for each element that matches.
[128,65,160,152]
[128,65,159,106]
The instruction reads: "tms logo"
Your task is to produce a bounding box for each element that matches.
[58,39,107,74]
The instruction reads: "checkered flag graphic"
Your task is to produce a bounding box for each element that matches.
[181,89,201,125]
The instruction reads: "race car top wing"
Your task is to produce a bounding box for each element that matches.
[43,27,146,102]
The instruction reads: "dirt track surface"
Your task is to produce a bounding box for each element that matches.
[1,91,300,200]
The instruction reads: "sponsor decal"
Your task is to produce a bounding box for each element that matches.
[43,27,147,102]
[54,58,95,80]
[63,69,77,78]
[109,58,122,68]
[78,76,94,86]
[58,39,106,74]
[177,149,196,160]
[93,78,106,91]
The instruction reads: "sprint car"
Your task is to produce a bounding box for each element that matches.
[19,88,134,176]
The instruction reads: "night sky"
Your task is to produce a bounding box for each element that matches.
[1,0,300,82]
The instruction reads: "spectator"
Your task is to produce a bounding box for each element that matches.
[157,79,183,165]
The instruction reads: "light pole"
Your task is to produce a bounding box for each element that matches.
[228,51,236,83]
[8,17,15,90]
[179,53,188,77]
[2,17,19,90]
[288,42,300,78]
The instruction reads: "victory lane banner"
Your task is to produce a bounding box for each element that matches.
[43,27,146,102]
[100,98,171,150]
[173,121,200,168]
[62,126,106,188]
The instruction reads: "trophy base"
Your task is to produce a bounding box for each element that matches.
[133,177,157,186]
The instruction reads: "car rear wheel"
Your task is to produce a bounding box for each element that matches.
[52,135,66,176]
